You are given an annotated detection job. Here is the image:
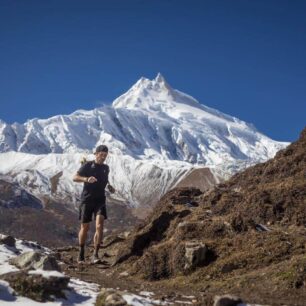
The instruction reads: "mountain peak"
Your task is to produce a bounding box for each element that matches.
[112,74,212,113]
[112,74,174,109]
[131,73,170,91]
[131,76,150,89]
[154,73,171,91]
[155,72,166,83]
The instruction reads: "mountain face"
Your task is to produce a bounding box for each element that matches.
[0,74,285,164]
[0,74,288,210]
[0,179,42,209]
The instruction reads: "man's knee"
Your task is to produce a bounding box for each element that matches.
[96,216,104,232]
[96,221,103,230]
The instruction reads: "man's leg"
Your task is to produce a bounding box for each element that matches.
[93,215,104,258]
[78,223,90,262]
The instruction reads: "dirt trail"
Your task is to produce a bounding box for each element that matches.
[57,245,203,305]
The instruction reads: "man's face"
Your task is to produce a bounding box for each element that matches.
[95,151,108,164]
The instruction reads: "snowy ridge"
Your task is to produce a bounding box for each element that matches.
[0,74,288,207]
[0,151,194,208]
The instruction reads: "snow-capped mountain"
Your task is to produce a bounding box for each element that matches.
[0,74,288,208]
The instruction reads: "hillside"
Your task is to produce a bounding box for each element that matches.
[64,126,306,305]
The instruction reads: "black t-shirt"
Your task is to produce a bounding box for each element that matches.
[77,161,109,202]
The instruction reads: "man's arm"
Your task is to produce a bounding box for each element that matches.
[73,174,97,183]
[73,173,88,183]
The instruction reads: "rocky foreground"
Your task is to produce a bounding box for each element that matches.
[0,234,266,306]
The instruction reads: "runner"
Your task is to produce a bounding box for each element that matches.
[73,144,115,263]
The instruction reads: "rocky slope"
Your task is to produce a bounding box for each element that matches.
[59,126,306,305]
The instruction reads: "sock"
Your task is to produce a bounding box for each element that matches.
[79,245,85,258]
[94,246,99,257]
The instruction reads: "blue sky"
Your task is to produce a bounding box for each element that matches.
[0,0,305,141]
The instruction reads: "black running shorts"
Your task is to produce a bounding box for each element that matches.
[79,198,107,223]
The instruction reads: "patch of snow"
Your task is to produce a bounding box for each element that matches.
[123,293,171,305]
[28,269,66,279]
[181,295,195,299]
[139,291,155,297]
[0,245,19,275]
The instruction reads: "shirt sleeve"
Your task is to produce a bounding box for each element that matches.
[77,162,90,177]
[106,165,110,183]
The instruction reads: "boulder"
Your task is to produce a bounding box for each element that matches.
[121,231,131,239]
[184,241,208,271]
[9,251,60,271]
[213,294,243,306]
[0,234,16,248]
[96,288,127,306]
[105,293,127,306]
[0,270,69,302]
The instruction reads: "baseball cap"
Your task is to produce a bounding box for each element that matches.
[95,145,109,153]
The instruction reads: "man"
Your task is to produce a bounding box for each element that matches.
[73,144,115,264]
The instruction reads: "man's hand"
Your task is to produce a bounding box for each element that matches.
[107,184,116,193]
[87,176,97,183]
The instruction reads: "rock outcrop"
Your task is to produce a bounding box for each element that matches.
[1,270,69,302]
[9,251,61,271]
[0,234,16,248]
[95,288,127,306]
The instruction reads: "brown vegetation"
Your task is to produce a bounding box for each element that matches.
[106,127,306,305]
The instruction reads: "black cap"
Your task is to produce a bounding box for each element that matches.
[95,145,108,153]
